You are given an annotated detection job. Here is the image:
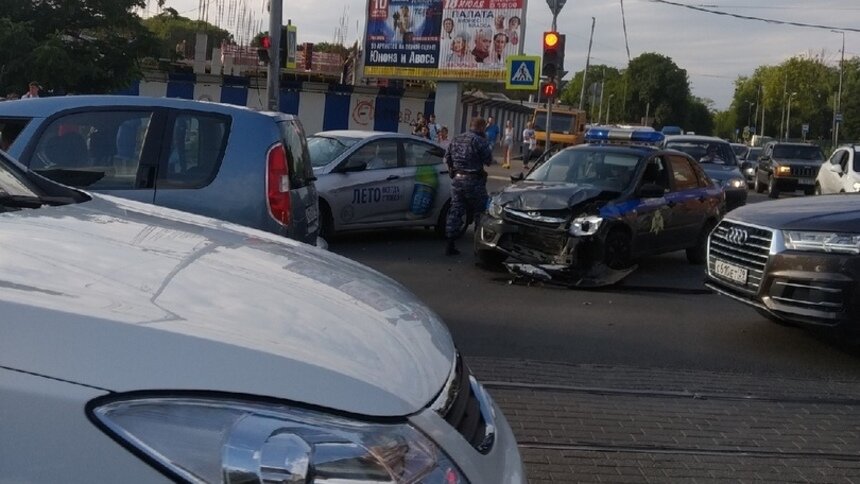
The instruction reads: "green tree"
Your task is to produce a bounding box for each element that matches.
[624,53,691,127]
[685,97,715,135]
[143,11,233,61]
[559,65,624,123]
[836,58,860,142]
[0,0,161,95]
[713,109,737,140]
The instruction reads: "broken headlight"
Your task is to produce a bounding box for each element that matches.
[90,396,466,483]
[569,215,603,236]
[488,197,504,219]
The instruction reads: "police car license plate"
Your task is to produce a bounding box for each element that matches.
[714,259,747,284]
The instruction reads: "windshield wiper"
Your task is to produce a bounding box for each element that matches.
[0,194,76,208]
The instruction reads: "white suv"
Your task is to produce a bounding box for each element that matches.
[816,145,860,194]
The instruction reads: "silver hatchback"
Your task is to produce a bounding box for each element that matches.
[0,96,319,245]
[309,131,452,238]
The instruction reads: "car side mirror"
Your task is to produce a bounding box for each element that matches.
[336,162,367,173]
[828,163,844,175]
[638,183,665,199]
[510,172,525,183]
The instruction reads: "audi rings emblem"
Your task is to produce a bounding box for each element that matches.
[726,227,749,245]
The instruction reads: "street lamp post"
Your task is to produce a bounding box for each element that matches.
[785,92,797,140]
[832,30,845,146]
[746,101,756,129]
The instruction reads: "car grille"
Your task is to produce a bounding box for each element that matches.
[433,355,494,453]
[503,207,567,228]
[708,221,773,293]
[790,165,818,177]
[511,226,567,254]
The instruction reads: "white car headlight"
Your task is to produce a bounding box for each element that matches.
[91,396,466,483]
[488,197,504,218]
[852,182,860,192]
[726,178,746,189]
[569,215,603,236]
[744,167,755,176]
[784,231,860,255]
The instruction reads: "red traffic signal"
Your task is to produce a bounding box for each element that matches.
[542,81,557,98]
[257,35,271,63]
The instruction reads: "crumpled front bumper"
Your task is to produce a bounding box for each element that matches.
[475,215,634,287]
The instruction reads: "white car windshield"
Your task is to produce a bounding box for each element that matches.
[308,136,360,167]
[527,149,641,193]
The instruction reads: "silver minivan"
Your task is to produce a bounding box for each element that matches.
[0,96,319,245]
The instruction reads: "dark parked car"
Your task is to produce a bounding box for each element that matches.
[475,128,725,287]
[706,195,860,335]
[753,142,825,198]
[738,146,762,188]
[662,135,748,210]
[0,96,320,245]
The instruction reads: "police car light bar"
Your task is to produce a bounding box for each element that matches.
[585,128,665,145]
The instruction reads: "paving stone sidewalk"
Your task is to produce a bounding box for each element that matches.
[468,357,860,483]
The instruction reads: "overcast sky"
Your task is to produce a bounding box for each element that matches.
[160,0,859,109]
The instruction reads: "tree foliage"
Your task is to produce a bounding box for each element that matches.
[0,0,161,95]
[143,11,233,61]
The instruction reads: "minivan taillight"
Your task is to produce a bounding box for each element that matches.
[266,143,291,226]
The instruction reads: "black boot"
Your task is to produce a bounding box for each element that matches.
[445,239,460,256]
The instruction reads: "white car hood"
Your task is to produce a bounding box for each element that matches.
[0,195,454,416]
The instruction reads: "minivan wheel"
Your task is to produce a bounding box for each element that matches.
[319,201,335,240]
[767,175,780,199]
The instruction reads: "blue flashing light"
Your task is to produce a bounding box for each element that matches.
[585,128,665,145]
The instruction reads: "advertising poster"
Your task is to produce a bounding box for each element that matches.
[364,0,527,81]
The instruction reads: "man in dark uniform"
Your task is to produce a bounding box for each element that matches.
[444,117,493,255]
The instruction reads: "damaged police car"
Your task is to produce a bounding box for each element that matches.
[474,128,725,286]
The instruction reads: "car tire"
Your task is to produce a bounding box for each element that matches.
[767,175,780,199]
[603,228,633,270]
[435,200,451,238]
[814,183,822,195]
[475,248,507,269]
[804,187,815,196]
[686,219,716,265]
[319,200,335,240]
[754,173,766,193]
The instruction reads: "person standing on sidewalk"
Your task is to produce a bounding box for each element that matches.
[522,122,537,170]
[485,116,499,152]
[502,119,514,168]
[443,117,492,256]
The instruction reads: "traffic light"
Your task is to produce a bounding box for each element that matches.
[542,31,560,78]
[257,35,271,64]
[542,81,557,99]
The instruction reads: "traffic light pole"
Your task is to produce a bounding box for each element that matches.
[266,0,282,111]
[545,11,559,155]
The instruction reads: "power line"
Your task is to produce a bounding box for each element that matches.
[647,0,860,32]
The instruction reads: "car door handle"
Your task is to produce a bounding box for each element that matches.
[386,175,400,181]
[440,170,449,175]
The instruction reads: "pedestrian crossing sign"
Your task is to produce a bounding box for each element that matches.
[506,56,541,90]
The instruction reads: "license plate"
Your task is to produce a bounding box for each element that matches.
[714,259,748,284]
[799,178,815,186]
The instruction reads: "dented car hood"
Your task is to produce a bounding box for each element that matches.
[496,182,614,211]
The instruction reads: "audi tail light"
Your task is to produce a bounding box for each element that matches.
[267,143,292,226]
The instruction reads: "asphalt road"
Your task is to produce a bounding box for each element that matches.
[328,171,860,482]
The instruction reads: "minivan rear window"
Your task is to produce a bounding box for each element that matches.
[279,120,312,188]
[0,118,30,152]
